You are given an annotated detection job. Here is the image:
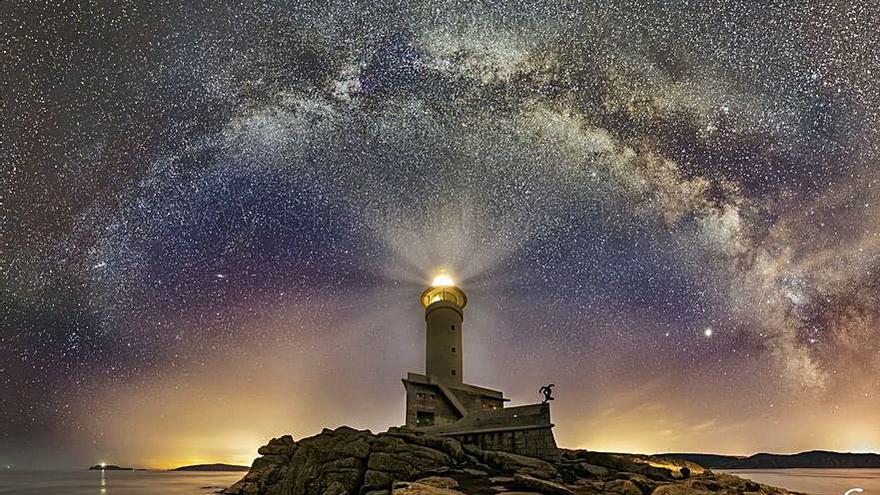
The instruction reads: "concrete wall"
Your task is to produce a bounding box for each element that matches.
[446,427,558,459]
[434,403,552,433]
[446,385,505,413]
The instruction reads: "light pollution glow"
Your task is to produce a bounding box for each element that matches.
[71,285,880,469]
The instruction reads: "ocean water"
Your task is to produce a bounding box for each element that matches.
[722,468,880,495]
[0,470,244,494]
[2,468,880,494]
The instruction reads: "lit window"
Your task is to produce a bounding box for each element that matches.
[416,411,435,426]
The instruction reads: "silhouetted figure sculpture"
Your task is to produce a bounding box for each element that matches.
[539,384,555,403]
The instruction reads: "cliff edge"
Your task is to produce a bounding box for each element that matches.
[222,426,799,495]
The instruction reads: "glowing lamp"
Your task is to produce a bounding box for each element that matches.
[420,274,467,309]
[431,274,455,287]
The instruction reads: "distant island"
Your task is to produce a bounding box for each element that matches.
[660,450,880,469]
[88,464,134,470]
[172,463,250,472]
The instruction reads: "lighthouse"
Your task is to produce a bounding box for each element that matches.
[420,274,466,383]
[401,273,558,458]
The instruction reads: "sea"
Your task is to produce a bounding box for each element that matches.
[719,469,880,495]
[1,468,879,494]
[0,469,243,494]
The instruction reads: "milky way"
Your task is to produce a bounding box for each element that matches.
[3,1,880,467]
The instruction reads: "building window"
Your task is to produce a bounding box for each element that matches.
[451,346,456,353]
[450,325,455,333]
[451,369,456,376]
[430,393,436,399]
[416,411,435,427]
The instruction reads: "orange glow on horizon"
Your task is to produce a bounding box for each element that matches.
[68,291,880,469]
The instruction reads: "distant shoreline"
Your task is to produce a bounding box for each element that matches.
[170,463,250,472]
[84,463,249,472]
[659,450,880,469]
[88,465,134,471]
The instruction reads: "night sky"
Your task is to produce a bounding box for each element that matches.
[3,1,880,469]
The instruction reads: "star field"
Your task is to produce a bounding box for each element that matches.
[3,0,880,468]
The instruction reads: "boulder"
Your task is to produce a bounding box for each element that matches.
[569,462,610,477]
[489,476,515,483]
[466,446,558,480]
[225,426,376,495]
[383,431,466,461]
[603,479,642,495]
[363,470,395,492]
[321,482,349,495]
[391,481,464,494]
[459,468,488,476]
[258,436,297,456]
[512,473,572,495]
[651,485,710,495]
[571,480,607,493]
[259,445,292,456]
[256,454,288,465]
[414,477,459,489]
[361,435,457,492]
[618,473,658,493]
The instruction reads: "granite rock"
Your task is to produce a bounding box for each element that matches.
[222,427,799,495]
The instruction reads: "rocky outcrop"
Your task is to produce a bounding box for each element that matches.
[222,427,800,495]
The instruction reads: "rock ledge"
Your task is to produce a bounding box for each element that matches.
[222,426,800,495]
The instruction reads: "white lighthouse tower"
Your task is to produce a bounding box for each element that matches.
[420,274,466,383]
